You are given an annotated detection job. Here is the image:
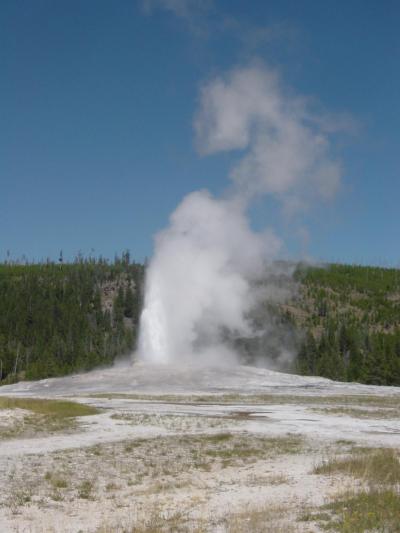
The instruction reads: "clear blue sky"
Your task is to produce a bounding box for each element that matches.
[1,0,399,265]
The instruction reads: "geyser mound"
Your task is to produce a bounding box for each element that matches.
[2,361,397,398]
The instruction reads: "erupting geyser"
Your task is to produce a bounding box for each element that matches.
[138,191,280,364]
[138,276,169,363]
[138,63,343,365]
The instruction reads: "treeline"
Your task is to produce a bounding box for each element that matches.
[293,264,400,385]
[0,256,399,387]
[0,253,144,383]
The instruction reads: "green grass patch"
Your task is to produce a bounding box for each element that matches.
[312,406,399,419]
[194,433,303,466]
[0,396,99,417]
[318,489,400,532]
[89,392,400,408]
[44,470,69,489]
[225,503,294,533]
[314,448,400,485]
[78,479,94,499]
[0,396,100,440]
[204,432,232,443]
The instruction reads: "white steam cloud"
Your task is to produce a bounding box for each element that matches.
[195,64,341,212]
[138,63,343,365]
[139,191,281,363]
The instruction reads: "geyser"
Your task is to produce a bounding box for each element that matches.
[138,191,281,363]
[138,63,343,365]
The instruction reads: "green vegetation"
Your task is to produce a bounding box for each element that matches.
[314,448,400,485]
[0,396,99,417]
[291,263,400,385]
[225,505,295,533]
[0,252,144,383]
[302,447,400,532]
[312,406,399,419]
[200,433,302,464]
[96,509,191,533]
[78,479,94,499]
[0,257,399,387]
[0,397,100,439]
[44,471,69,489]
[93,392,400,407]
[301,490,400,533]
[321,490,400,533]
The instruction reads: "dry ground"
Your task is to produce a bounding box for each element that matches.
[0,363,399,532]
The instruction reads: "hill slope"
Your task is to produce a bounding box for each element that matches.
[291,264,400,385]
[0,259,399,386]
[0,255,144,383]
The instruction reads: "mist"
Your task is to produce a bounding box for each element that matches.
[138,62,343,366]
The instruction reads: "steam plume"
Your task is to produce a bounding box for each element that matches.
[138,63,342,365]
[195,64,341,212]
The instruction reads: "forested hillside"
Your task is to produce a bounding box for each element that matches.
[0,253,144,383]
[291,264,400,385]
[0,257,399,386]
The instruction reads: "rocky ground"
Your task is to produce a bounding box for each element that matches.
[0,362,399,532]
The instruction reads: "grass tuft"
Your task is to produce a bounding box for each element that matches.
[0,396,100,439]
[78,479,94,499]
[321,489,400,532]
[0,397,99,417]
[314,448,400,485]
[89,392,400,408]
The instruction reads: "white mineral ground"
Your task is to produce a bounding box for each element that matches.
[0,362,399,532]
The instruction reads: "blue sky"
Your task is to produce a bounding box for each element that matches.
[1,0,399,265]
